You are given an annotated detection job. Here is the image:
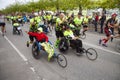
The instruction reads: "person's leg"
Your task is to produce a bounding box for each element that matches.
[94,21,97,32]
[70,39,80,53]
[16,27,20,34]
[110,27,114,42]
[1,23,6,36]
[102,36,110,47]
[49,21,52,32]
[100,22,104,33]
[36,41,41,51]
[55,31,60,48]
[1,26,5,33]
[99,28,110,46]
[70,40,76,49]
[76,39,83,53]
[29,35,34,43]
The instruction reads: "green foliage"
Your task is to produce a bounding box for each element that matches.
[1,0,120,14]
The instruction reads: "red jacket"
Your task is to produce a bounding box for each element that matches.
[28,32,48,42]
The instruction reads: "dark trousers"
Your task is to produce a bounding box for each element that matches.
[94,21,98,32]
[110,27,114,35]
[13,27,20,34]
[70,39,82,52]
[29,35,35,42]
[100,22,104,33]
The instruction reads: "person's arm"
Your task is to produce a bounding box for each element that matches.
[108,22,113,28]
[27,32,37,37]
[42,33,48,42]
[114,20,118,27]
[107,19,113,28]
[45,35,48,42]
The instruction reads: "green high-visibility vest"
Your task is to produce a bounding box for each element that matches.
[64,30,73,37]
[74,17,83,25]
[13,23,19,27]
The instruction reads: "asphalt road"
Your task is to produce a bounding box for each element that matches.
[0,21,120,80]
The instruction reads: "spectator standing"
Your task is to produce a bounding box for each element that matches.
[94,13,99,32]
[99,13,106,33]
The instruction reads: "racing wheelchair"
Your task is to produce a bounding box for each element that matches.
[12,22,23,35]
[58,36,98,61]
[31,40,67,68]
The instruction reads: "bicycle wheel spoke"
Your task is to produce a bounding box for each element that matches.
[87,52,93,55]
[58,57,63,62]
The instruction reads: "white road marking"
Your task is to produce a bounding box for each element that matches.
[30,67,35,73]
[3,35,43,79]
[0,32,44,80]
[83,42,120,56]
[42,78,46,80]
[4,36,28,61]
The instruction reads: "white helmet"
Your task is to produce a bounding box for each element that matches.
[38,27,43,32]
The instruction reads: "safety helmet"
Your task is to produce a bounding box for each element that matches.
[37,27,43,32]
[112,13,117,17]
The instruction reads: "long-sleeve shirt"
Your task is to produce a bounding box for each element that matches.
[28,32,48,42]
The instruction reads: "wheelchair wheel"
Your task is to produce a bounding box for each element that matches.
[56,54,67,68]
[80,33,86,39]
[115,42,120,53]
[32,42,40,59]
[86,48,98,61]
[13,28,16,35]
[58,38,69,52]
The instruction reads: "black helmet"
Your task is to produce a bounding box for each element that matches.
[83,25,88,28]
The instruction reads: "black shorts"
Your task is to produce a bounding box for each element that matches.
[55,30,64,38]
[0,22,5,26]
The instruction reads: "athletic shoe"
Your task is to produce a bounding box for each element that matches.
[102,43,108,47]
[99,39,102,45]
[111,37,114,42]
[26,41,29,47]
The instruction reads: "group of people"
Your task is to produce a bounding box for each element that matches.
[24,12,89,60]
[1,11,120,60]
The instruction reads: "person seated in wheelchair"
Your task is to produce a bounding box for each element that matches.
[63,26,83,55]
[26,27,54,61]
[13,20,21,34]
[26,27,48,43]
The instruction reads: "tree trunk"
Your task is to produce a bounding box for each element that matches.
[56,0,59,13]
[79,4,82,14]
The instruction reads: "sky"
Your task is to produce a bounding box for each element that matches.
[0,0,38,10]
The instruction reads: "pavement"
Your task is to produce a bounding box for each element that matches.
[0,22,120,80]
